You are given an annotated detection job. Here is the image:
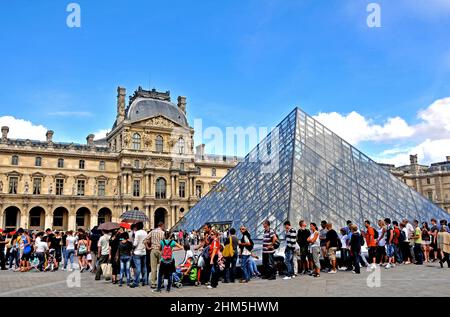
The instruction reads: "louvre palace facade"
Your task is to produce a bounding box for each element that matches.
[0,87,240,231]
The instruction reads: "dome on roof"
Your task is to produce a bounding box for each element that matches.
[126,98,189,128]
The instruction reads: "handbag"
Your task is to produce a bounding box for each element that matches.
[86,253,92,261]
[222,237,235,258]
[101,263,112,280]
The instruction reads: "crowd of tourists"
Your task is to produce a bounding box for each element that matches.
[1,216,449,293]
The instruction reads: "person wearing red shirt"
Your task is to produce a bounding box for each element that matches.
[364,220,377,271]
[392,221,403,264]
[208,230,221,289]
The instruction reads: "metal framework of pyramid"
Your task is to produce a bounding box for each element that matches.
[175,108,448,239]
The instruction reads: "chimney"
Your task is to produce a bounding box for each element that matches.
[46,130,54,145]
[196,144,205,157]
[86,134,95,148]
[177,96,186,115]
[116,86,126,124]
[410,154,418,165]
[1,126,9,143]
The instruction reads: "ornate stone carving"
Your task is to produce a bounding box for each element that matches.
[123,131,131,147]
[143,132,152,148]
[145,116,175,128]
[24,182,29,194]
[0,180,3,193]
[154,158,169,168]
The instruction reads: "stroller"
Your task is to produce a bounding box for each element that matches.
[172,254,201,288]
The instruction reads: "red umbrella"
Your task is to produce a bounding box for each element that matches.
[120,222,131,229]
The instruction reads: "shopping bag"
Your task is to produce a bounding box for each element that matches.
[101,263,112,280]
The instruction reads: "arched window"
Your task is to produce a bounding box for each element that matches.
[155,135,163,152]
[178,138,185,155]
[132,133,141,150]
[155,178,166,199]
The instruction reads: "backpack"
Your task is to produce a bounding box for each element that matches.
[399,230,406,243]
[273,233,280,250]
[360,234,365,246]
[161,240,174,262]
[373,228,379,240]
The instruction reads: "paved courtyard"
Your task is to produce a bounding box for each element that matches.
[0,252,449,297]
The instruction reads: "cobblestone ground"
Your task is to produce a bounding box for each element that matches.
[0,253,449,297]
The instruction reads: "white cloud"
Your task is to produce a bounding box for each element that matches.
[0,116,48,141]
[313,112,414,144]
[313,97,450,166]
[92,129,109,140]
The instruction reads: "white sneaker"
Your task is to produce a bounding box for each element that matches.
[338,267,347,271]
[366,267,373,272]
[385,264,391,269]
[207,285,213,289]
[328,270,337,274]
[61,268,66,271]
[283,276,292,280]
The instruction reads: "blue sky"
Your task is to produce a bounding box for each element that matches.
[1,0,450,165]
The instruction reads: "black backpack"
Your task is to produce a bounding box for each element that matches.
[398,230,406,243]
[273,233,280,250]
[360,234,365,246]
[373,228,379,240]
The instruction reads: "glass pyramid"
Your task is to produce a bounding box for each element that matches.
[175,108,448,239]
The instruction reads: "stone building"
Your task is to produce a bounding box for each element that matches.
[0,87,240,231]
[382,155,450,214]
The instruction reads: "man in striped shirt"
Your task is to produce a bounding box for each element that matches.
[283,221,297,280]
[262,220,278,280]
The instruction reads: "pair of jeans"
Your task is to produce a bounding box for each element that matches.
[119,255,131,285]
[224,255,237,282]
[394,244,403,263]
[352,252,361,273]
[284,248,294,277]
[9,249,19,269]
[414,243,423,264]
[240,255,251,281]
[36,252,45,271]
[262,252,276,279]
[0,249,5,269]
[64,249,75,269]
[210,255,220,287]
[132,254,148,286]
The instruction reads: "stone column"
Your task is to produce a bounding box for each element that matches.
[149,205,154,229]
[0,212,3,229]
[44,212,53,229]
[20,212,28,229]
[171,206,176,228]
[68,212,76,231]
[122,174,126,195]
[90,212,98,228]
[128,175,132,195]
[170,176,175,199]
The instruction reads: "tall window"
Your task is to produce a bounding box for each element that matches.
[79,160,85,169]
[212,168,217,177]
[8,177,18,194]
[180,162,185,172]
[133,180,140,197]
[99,161,105,171]
[11,155,18,166]
[98,181,106,197]
[56,179,64,195]
[77,180,85,196]
[35,157,42,167]
[58,158,64,168]
[196,167,201,175]
[156,178,166,199]
[427,191,433,201]
[156,135,163,152]
[33,178,42,195]
[134,160,140,169]
[426,178,431,185]
[178,138,185,154]
[179,181,186,198]
[132,133,141,150]
[196,185,202,198]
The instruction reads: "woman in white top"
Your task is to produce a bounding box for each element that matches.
[64,231,77,271]
[307,223,321,278]
[376,220,387,265]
